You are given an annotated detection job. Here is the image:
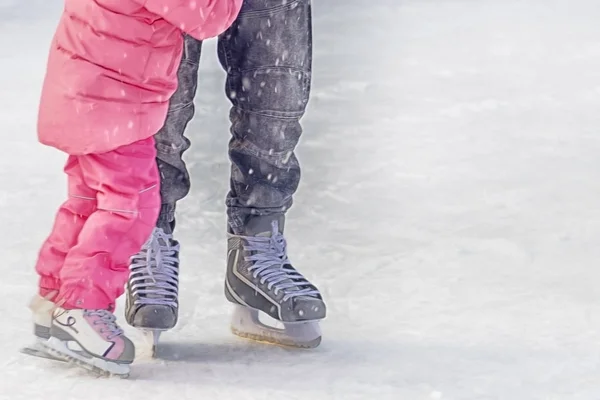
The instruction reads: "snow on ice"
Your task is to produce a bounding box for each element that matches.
[1,0,600,399]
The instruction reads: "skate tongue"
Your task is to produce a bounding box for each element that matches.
[256,230,273,238]
[143,228,172,252]
[244,215,285,237]
[156,236,169,247]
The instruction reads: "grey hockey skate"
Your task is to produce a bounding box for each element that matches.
[225,215,326,348]
[125,227,180,356]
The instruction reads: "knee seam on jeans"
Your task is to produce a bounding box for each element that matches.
[232,105,304,119]
[156,143,188,156]
[166,101,194,114]
[233,65,310,75]
[180,58,200,68]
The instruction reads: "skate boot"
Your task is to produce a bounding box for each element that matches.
[21,292,66,361]
[225,215,326,348]
[42,307,135,377]
[125,226,180,356]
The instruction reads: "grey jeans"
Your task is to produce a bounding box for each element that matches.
[155,0,313,235]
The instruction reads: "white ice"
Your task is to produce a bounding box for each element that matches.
[2,0,600,398]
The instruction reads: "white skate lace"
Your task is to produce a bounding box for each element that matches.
[243,221,321,302]
[129,228,179,308]
[85,310,123,340]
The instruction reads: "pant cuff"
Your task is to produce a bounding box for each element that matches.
[157,203,175,227]
[39,276,60,298]
[57,285,114,312]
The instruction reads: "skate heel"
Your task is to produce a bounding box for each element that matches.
[21,293,65,362]
[230,305,322,349]
[224,279,243,305]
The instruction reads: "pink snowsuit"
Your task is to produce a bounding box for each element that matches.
[35,0,242,310]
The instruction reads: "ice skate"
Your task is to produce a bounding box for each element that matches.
[225,215,326,348]
[126,226,180,357]
[20,293,67,362]
[42,307,134,378]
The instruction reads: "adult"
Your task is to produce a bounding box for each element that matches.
[125,0,326,350]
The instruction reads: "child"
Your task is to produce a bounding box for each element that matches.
[26,0,242,377]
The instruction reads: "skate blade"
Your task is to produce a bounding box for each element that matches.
[21,342,67,362]
[230,306,322,349]
[231,326,322,349]
[43,337,130,378]
[141,329,164,358]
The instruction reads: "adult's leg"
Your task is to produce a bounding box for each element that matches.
[219,0,325,348]
[218,0,313,234]
[155,35,203,232]
[125,36,203,335]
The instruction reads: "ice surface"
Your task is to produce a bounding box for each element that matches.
[2,0,600,398]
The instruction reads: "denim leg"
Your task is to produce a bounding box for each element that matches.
[155,35,203,230]
[218,0,313,234]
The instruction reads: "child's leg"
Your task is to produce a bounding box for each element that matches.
[57,137,160,311]
[35,156,97,297]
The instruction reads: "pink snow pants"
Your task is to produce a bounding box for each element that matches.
[35,137,160,310]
